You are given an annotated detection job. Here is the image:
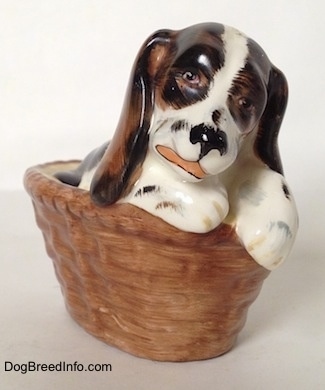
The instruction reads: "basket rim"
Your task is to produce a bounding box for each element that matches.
[23,160,244,247]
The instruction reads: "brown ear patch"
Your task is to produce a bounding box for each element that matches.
[147,40,172,79]
[90,131,148,205]
[90,32,172,206]
[254,66,288,175]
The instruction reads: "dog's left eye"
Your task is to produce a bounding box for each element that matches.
[238,97,254,111]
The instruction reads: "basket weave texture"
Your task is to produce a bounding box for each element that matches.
[24,161,270,362]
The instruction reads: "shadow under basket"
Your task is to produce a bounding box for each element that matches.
[24,161,270,362]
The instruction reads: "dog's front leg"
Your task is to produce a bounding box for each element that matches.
[229,168,298,270]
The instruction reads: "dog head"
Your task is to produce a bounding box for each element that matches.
[91,23,288,205]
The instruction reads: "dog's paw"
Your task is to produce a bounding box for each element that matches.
[232,170,298,270]
[244,220,296,269]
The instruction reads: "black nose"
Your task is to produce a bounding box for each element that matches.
[190,124,228,159]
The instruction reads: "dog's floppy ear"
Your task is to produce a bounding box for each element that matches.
[254,66,288,175]
[90,30,171,206]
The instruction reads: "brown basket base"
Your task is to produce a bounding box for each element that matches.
[24,161,270,362]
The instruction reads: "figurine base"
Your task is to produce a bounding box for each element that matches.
[24,161,270,362]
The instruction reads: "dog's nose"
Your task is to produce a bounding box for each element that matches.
[190,124,228,159]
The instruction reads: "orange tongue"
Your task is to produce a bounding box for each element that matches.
[156,145,206,179]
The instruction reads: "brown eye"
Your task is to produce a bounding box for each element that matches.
[238,97,253,110]
[182,70,200,85]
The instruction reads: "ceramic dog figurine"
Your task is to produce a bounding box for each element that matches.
[55,22,298,270]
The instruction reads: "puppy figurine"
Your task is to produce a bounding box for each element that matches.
[55,23,298,270]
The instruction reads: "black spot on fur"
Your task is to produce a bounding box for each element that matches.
[135,185,160,197]
[144,185,158,193]
[282,182,290,199]
[171,120,187,132]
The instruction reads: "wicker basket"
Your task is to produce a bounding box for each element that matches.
[24,161,270,362]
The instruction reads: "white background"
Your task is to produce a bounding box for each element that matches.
[1,1,325,389]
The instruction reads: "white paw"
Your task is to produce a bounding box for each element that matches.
[231,169,298,270]
[245,220,296,270]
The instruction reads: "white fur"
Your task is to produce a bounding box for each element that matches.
[222,152,298,270]
[122,26,249,232]
[79,167,96,190]
[77,25,298,270]
[122,152,229,233]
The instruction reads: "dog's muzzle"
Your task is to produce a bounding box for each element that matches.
[155,144,207,179]
[155,123,228,180]
[190,124,228,159]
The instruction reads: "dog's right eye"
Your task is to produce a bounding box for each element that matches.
[175,69,207,91]
[182,70,200,85]
[162,67,210,109]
